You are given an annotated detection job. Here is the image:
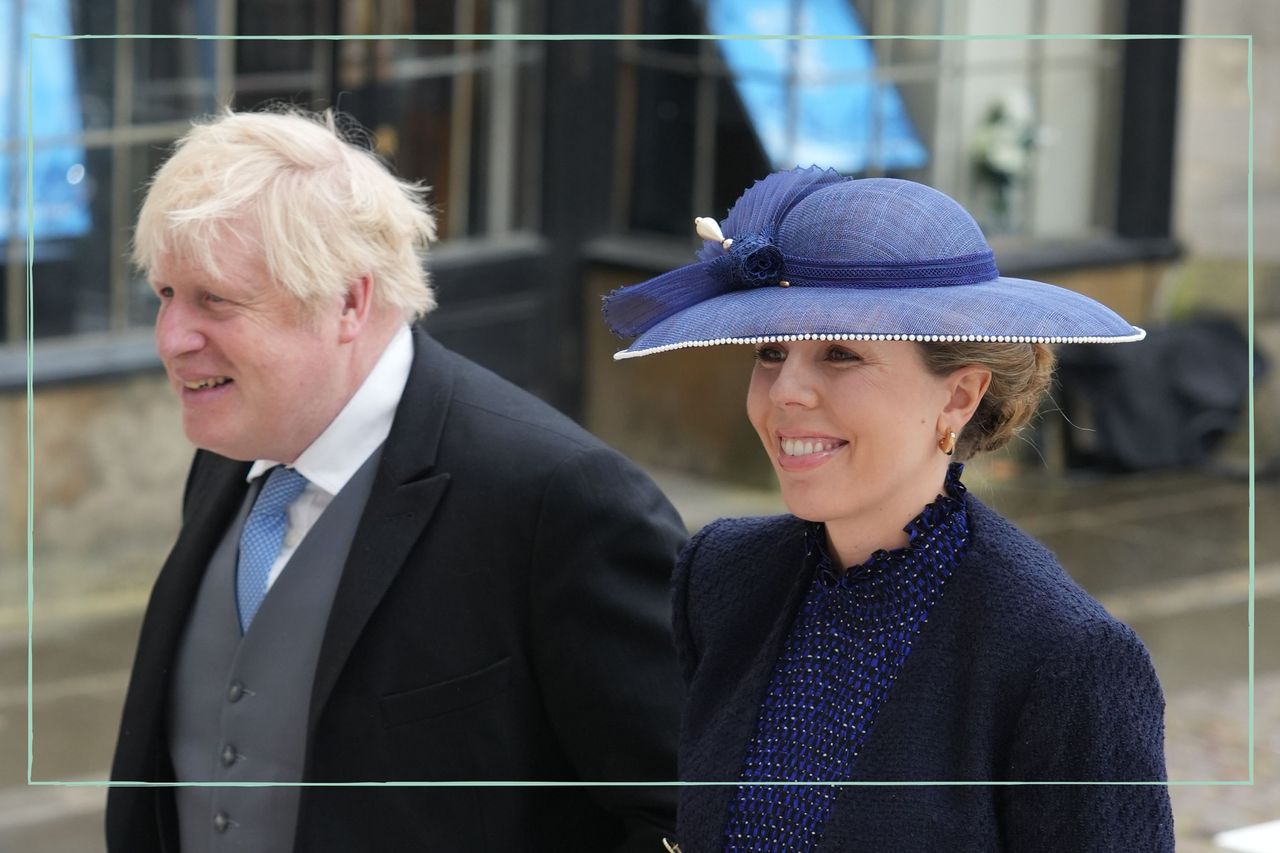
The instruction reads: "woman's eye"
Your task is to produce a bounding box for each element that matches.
[754,345,786,364]
[204,293,226,304]
[826,345,861,363]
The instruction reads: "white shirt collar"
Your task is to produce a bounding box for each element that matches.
[247,324,414,495]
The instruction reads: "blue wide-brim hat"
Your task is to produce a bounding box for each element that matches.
[602,169,1145,360]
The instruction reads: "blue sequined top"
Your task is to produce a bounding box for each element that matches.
[722,463,970,852]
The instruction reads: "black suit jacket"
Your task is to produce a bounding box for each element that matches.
[107,329,686,852]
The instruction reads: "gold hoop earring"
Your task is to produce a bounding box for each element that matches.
[938,429,957,457]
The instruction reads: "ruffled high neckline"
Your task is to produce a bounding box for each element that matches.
[729,466,970,846]
[805,462,968,591]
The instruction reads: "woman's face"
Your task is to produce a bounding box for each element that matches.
[747,339,970,554]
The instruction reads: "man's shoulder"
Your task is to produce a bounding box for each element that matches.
[407,338,640,495]
[433,344,605,455]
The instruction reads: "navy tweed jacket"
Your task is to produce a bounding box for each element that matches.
[672,494,1175,852]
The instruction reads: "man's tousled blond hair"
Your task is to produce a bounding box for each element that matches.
[133,107,437,321]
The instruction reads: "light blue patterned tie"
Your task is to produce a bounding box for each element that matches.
[236,466,309,633]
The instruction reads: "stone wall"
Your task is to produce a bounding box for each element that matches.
[1176,3,1277,263]
[0,373,190,625]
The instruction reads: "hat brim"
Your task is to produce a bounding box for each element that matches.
[613,277,1145,360]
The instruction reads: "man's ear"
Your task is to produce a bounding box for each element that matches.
[337,274,374,343]
[938,365,992,433]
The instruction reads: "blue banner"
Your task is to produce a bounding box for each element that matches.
[707,0,928,173]
[0,0,91,241]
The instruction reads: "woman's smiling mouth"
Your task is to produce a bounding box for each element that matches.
[777,433,848,470]
[781,437,845,456]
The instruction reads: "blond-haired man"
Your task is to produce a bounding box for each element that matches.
[107,109,683,852]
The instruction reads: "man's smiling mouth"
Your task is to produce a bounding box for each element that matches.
[182,376,232,390]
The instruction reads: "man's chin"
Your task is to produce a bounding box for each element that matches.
[183,427,256,462]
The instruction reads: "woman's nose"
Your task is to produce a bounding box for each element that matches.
[769,358,820,408]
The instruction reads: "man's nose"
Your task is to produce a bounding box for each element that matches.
[155,301,205,361]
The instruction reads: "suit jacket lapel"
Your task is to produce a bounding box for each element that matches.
[308,328,454,736]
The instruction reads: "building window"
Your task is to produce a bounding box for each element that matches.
[616,0,1125,245]
[4,0,543,349]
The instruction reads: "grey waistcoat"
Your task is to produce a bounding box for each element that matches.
[168,449,382,853]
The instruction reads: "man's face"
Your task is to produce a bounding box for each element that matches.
[151,236,350,463]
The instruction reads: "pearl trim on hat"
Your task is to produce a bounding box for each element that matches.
[613,328,1147,360]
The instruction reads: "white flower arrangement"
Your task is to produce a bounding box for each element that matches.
[970,91,1039,230]
[971,91,1037,186]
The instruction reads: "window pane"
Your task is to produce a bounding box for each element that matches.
[68,0,118,131]
[628,65,697,234]
[512,43,543,232]
[886,78,938,183]
[1030,64,1118,238]
[31,144,112,338]
[237,0,329,73]
[126,140,180,328]
[638,0,703,52]
[710,75,769,216]
[8,4,543,346]
[387,75,456,231]
[130,40,218,124]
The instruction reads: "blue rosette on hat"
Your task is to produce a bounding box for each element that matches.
[602,170,1145,360]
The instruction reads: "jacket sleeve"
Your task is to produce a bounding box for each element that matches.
[998,620,1175,852]
[528,446,688,852]
[672,520,718,687]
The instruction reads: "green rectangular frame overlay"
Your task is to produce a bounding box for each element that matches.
[25,32,1256,788]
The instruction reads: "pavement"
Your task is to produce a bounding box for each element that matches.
[1,459,1276,852]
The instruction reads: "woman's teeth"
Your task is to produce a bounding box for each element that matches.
[781,438,844,457]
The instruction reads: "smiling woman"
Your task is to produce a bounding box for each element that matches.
[747,338,998,569]
[602,169,1174,853]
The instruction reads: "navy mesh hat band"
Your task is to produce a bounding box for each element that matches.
[783,249,998,289]
[602,248,1000,338]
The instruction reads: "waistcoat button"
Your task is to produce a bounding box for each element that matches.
[227,682,245,702]
[214,812,231,832]
[221,744,238,767]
